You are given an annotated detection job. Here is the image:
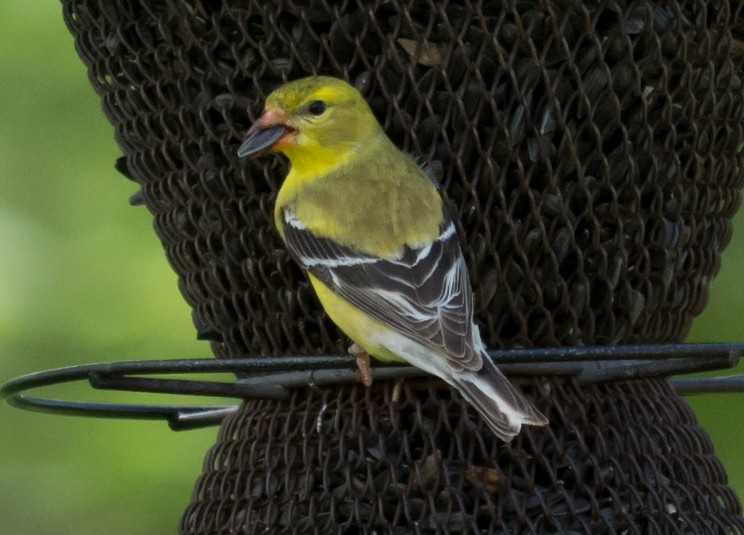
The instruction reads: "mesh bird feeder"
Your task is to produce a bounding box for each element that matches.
[55,0,744,532]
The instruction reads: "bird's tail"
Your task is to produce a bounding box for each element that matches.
[454,352,548,442]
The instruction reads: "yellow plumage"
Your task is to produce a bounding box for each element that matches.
[238,75,547,441]
[308,273,401,363]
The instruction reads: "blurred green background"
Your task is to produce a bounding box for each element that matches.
[1,3,742,534]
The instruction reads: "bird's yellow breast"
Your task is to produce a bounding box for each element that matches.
[308,273,403,362]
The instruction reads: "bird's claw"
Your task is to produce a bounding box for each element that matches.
[349,343,373,387]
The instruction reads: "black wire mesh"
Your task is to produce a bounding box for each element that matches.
[184,377,743,533]
[60,0,744,532]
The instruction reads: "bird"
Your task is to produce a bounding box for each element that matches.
[238,75,547,441]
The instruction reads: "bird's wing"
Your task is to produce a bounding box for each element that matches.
[281,206,482,372]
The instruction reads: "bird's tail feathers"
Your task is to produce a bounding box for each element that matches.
[455,353,547,442]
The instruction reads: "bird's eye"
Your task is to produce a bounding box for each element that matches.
[307,99,327,116]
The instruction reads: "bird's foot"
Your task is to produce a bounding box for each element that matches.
[349,343,372,387]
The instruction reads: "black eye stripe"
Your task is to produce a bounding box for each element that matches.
[307,99,327,116]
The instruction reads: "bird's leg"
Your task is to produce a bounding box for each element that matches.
[392,379,404,402]
[349,342,373,387]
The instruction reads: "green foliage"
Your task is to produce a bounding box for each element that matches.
[1,4,214,534]
[1,4,741,533]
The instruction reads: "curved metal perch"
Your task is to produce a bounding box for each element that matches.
[3,343,741,430]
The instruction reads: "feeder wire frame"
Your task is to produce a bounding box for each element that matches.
[55,0,744,532]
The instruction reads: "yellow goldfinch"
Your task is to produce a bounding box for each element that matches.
[238,76,547,441]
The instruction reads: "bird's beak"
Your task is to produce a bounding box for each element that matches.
[237,108,296,158]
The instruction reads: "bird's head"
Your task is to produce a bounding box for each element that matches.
[238,76,382,174]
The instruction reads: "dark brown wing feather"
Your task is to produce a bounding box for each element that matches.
[281,206,482,372]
